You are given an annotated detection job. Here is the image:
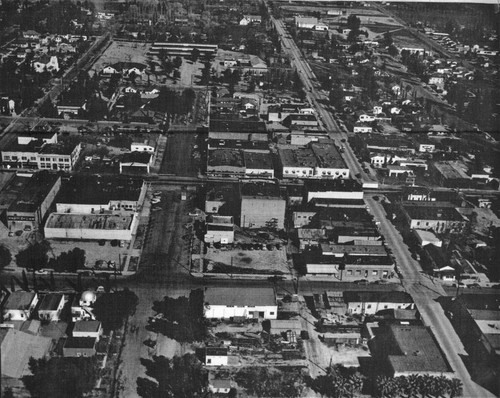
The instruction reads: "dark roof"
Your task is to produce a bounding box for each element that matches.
[8,172,60,214]
[385,324,450,373]
[456,294,500,311]
[73,321,101,333]
[243,151,273,169]
[344,291,413,304]
[57,175,144,205]
[305,179,362,193]
[39,294,63,311]
[208,139,269,151]
[208,149,244,168]
[39,142,79,156]
[204,287,276,307]
[209,120,267,133]
[205,347,228,356]
[306,254,393,266]
[403,205,464,222]
[64,336,97,349]
[3,291,37,310]
[121,151,152,164]
[110,61,147,71]
[240,181,282,198]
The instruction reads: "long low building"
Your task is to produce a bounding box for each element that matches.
[204,287,278,320]
[44,212,139,241]
[149,42,218,57]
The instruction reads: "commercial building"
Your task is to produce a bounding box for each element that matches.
[243,151,274,178]
[208,120,268,142]
[149,42,218,58]
[1,133,81,171]
[55,175,147,214]
[448,294,500,362]
[63,336,97,357]
[207,149,245,178]
[370,324,452,377]
[205,215,234,244]
[2,291,39,321]
[7,172,61,231]
[432,161,472,188]
[343,291,415,315]
[304,179,363,202]
[240,181,286,229]
[401,203,467,233]
[295,16,318,29]
[305,254,394,281]
[119,151,153,174]
[37,293,65,322]
[44,212,139,241]
[204,287,278,320]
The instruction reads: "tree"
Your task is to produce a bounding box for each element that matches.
[16,242,49,270]
[307,365,363,398]
[22,357,98,398]
[2,388,14,398]
[190,48,200,62]
[146,290,208,342]
[47,247,86,273]
[0,245,12,268]
[387,45,399,57]
[93,288,139,332]
[173,56,182,69]
[346,14,361,32]
[137,354,207,398]
[235,366,305,397]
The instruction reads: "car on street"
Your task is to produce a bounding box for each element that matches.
[151,198,161,204]
[354,279,369,285]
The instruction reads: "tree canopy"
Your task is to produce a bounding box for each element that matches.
[137,354,207,398]
[16,242,50,270]
[47,248,86,273]
[23,357,98,398]
[235,366,305,397]
[0,245,12,268]
[93,288,139,332]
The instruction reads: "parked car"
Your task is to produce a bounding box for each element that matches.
[354,279,369,285]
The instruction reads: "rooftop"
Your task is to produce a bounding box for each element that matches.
[8,172,60,214]
[208,139,269,151]
[321,243,387,256]
[64,336,97,349]
[344,291,413,304]
[307,254,394,266]
[3,291,37,311]
[433,161,470,180]
[403,205,464,222]
[73,320,102,334]
[311,141,347,169]
[385,324,450,373]
[456,294,500,311]
[38,293,64,311]
[208,149,244,168]
[209,120,267,134]
[204,287,276,307]
[205,347,228,356]
[243,151,273,170]
[57,175,144,205]
[45,212,135,230]
[240,181,283,199]
[278,147,318,168]
[121,151,152,164]
[305,179,362,192]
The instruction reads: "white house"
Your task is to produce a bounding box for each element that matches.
[2,292,39,321]
[373,106,383,115]
[314,23,329,31]
[418,143,436,153]
[358,114,375,123]
[353,124,372,133]
[370,154,386,168]
[204,287,277,320]
[239,15,261,25]
[295,16,318,29]
[32,55,59,73]
[102,65,119,75]
[73,320,103,341]
[71,291,97,322]
[209,378,231,394]
[131,140,156,153]
[205,347,228,366]
[38,294,65,322]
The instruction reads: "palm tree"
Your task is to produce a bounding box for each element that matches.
[448,378,463,398]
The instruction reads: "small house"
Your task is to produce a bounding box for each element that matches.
[63,336,97,357]
[205,347,228,366]
[38,293,65,322]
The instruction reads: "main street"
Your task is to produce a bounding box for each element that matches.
[365,194,495,398]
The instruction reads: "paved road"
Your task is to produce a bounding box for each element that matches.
[364,193,495,398]
[269,13,376,186]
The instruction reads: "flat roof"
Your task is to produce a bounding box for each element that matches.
[121,151,152,164]
[344,291,413,304]
[305,179,362,192]
[403,205,464,222]
[64,336,96,349]
[57,175,144,205]
[208,149,244,168]
[315,207,373,223]
[45,212,135,230]
[433,161,470,180]
[8,172,60,214]
[386,324,450,373]
[308,254,394,266]
[39,142,78,156]
[205,347,228,356]
[456,294,500,311]
[39,294,63,311]
[73,320,101,334]
[204,287,276,307]
[240,181,282,199]
[311,142,347,169]
[208,139,269,151]
[209,120,267,134]
[243,151,273,170]
[321,243,387,256]
[278,147,318,168]
[3,291,37,311]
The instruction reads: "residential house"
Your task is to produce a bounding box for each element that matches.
[73,321,103,341]
[239,15,262,25]
[2,291,39,321]
[38,293,65,322]
[204,347,228,366]
[32,55,59,73]
[204,287,278,320]
[71,290,97,322]
[63,337,97,357]
[209,378,232,394]
[295,16,318,29]
[131,139,156,153]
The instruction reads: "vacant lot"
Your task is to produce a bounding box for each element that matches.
[205,247,289,274]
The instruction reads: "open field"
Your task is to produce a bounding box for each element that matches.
[91,41,151,77]
[205,247,289,274]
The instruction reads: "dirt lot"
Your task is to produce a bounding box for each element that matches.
[204,246,290,274]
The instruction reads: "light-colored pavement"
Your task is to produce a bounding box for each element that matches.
[364,194,495,398]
